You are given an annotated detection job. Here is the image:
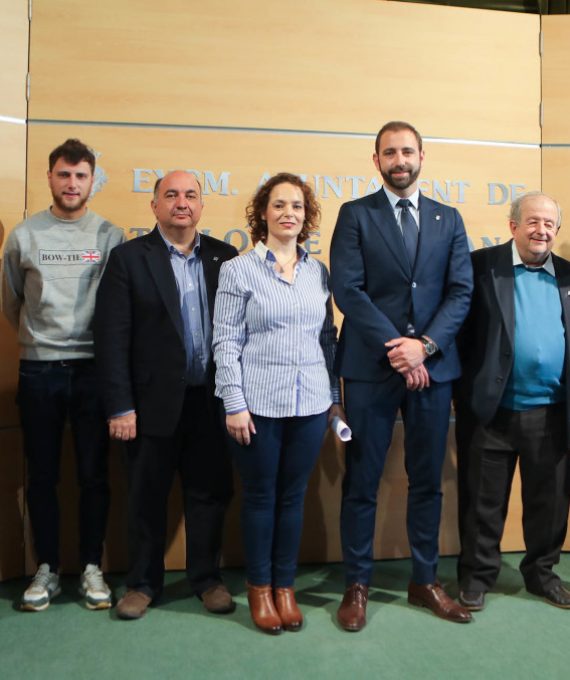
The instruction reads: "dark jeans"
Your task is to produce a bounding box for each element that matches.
[17,359,110,571]
[126,387,233,599]
[457,403,569,594]
[226,411,328,587]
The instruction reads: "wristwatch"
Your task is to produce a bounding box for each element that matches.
[420,336,438,357]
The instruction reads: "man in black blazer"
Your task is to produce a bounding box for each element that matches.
[456,191,570,611]
[94,170,238,619]
[330,121,473,630]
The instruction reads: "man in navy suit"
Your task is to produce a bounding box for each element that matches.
[330,121,473,630]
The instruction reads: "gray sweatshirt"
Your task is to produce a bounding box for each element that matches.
[1,209,124,360]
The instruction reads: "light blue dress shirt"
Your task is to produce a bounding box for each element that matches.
[158,227,211,386]
[213,241,340,418]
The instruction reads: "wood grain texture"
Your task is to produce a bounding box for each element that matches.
[541,15,570,144]
[0,430,25,581]
[28,0,540,143]
[0,0,28,120]
[0,0,29,582]
[542,147,570,262]
[25,123,542,258]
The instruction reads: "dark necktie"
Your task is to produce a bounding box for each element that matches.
[397,198,418,268]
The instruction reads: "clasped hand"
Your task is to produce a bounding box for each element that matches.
[385,337,430,391]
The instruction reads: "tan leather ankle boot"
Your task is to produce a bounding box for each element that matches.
[246,583,282,635]
[274,587,303,631]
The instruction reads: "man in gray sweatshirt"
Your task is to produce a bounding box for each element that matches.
[1,138,124,611]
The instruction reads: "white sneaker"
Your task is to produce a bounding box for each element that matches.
[21,564,61,612]
[79,564,112,610]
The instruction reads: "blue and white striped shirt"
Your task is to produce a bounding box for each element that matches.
[213,241,340,418]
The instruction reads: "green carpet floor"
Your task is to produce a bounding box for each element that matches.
[0,554,568,680]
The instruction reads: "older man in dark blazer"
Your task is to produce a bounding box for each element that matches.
[456,191,570,612]
[330,121,473,630]
[94,171,237,619]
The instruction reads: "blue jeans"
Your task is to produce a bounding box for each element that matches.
[17,359,110,571]
[227,411,328,587]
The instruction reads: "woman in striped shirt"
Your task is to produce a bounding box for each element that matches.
[213,172,344,634]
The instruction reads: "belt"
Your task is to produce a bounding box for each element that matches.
[20,358,94,368]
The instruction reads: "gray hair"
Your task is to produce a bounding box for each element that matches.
[509,191,562,228]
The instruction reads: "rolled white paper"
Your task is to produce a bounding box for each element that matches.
[331,415,352,442]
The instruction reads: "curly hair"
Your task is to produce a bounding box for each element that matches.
[246,172,321,245]
[48,138,96,173]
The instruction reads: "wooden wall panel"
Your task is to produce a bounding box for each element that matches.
[0,0,28,427]
[542,154,570,553]
[26,124,541,255]
[542,148,570,261]
[0,430,25,580]
[29,0,539,143]
[541,15,570,144]
[0,0,28,120]
[0,0,28,239]
[0,124,27,245]
[0,0,28,582]
[542,16,570,553]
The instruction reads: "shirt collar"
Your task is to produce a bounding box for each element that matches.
[157,225,201,256]
[383,186,420,211]
[511,240,555,277]
[254,240,308,263]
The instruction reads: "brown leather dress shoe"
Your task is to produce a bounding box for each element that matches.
[337,583,369,632]
[200,584,236,614]
[408,582,472,623]
[274,587,303,631]
[247,583,283,635]
[116,590,152,620]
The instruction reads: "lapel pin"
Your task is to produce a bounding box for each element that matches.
[213,256,219,261]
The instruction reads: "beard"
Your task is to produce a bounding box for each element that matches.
[380,164,421,193]
[51,192,89,215]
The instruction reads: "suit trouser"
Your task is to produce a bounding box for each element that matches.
[226,411,328,587]
[125,386,233,599]
[17,359,110,572]
[457,403,569,594]
[341,376,452,586]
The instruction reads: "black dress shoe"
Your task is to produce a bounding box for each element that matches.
[458,590,485,611]
[543,584,570,609]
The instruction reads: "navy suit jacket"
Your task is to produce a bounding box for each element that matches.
[330,187,473,384]
[456,240,570,442]
[94,227,238,437]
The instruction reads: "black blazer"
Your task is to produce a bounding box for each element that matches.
[94,227,238,437]
[456,240,570,443]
